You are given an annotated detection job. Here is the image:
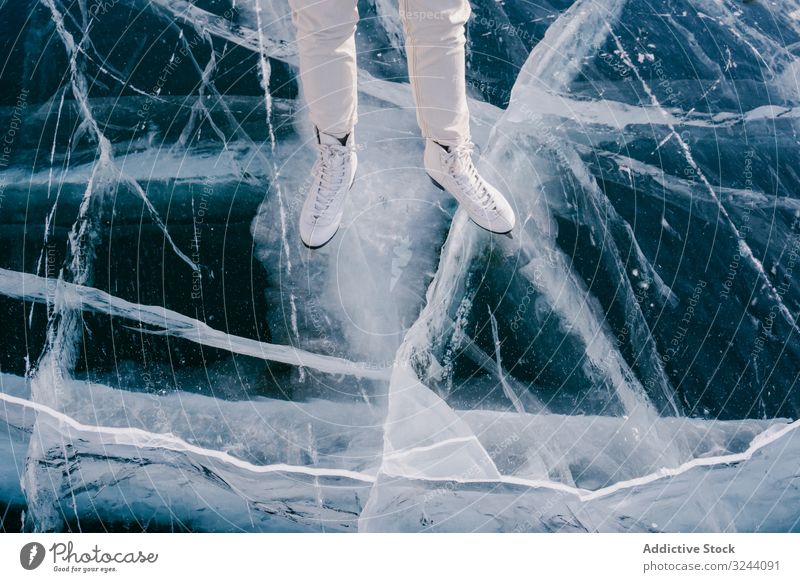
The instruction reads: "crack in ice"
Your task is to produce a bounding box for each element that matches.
[0,268,391,381]
[0,391,377,484]
[4,389,795,502]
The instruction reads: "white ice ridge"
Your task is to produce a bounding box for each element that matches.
[0,268,390,381]
[0,390,376,484]
[2,387,797,503]
[378,415,800,500]
[506,85,800,130]
[147,0,296,61]
[595,148,800,213]
[509,0,627,95]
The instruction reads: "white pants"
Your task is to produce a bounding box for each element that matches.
[288,0,472,146]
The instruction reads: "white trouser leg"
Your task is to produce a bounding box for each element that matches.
[399,0,472,147]
[288,0,359,137]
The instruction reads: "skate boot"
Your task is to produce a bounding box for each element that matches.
[299,128,358,248]
[424,139,515,234]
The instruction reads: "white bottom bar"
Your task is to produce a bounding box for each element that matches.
[1,533,798,581]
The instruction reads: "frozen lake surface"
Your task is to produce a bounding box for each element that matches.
[0,0,798,531]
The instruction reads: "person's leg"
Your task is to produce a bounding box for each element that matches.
[401,0,516,234]
[289,0,359,248]
[289,0,359,137]
[399,0,472,147]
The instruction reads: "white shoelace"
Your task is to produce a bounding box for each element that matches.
[442,142,496,210]
[311,143,356,219]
